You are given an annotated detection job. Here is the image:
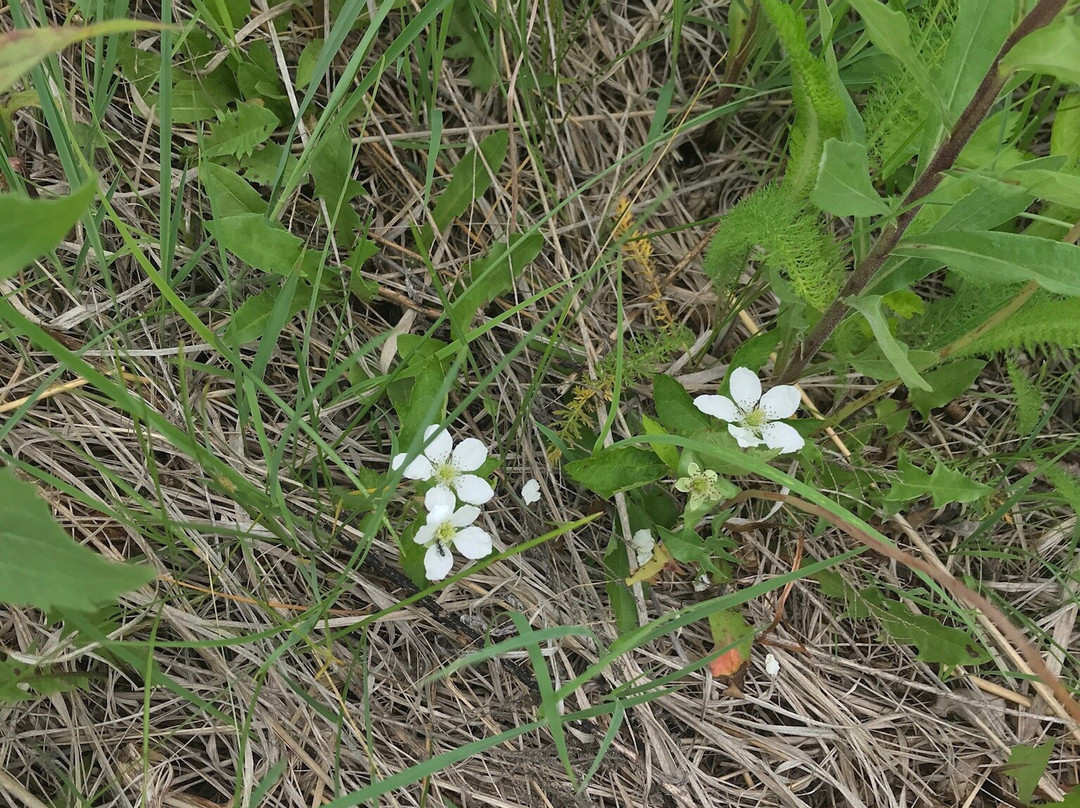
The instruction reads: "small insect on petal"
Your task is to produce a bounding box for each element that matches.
[521,479,541,505]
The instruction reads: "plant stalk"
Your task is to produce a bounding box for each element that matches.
[778,0,1070,385]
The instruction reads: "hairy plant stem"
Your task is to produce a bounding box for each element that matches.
[778,0,1070,385]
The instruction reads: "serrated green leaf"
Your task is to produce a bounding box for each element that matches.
[0,182,95,280]
[0,469,152,613]
[886,453,993,509]
[909,359,985,419]
[309,124,364,238]
[896,231,1080,297]
[1001,15,1080,86]
[1006,740,1056,804]
[873,598,990,667]
[812,138,890,217]
[564,447,667,498]
[202,102,279,159]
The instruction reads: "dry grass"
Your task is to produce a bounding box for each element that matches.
[2,1,1080,806]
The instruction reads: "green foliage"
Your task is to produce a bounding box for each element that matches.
[885,452,993,510]
[1006,358,1044,436]
[0,469,153,614]
[564,446,667,498]
[0,182,96,279]
[1045,463,1080,515]
[908,359,985,419]
[865,591,991,668]
[201,101,279,160]
[1007,740,1056,804]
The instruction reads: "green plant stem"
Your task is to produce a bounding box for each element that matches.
[779,0,1070,385]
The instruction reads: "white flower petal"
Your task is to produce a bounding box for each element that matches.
[453,526,492,559]
[521,479,541,505]
[424,487,456,517]
[414,524,437,546]
[760,421,805,453]
[728,424,764,448]
[764,653,780,677]
[424,543,454,580]
[399,455,434,480]
[450,505,481,527]
[728,367,762,411]
[630,528,655,554]
[451,438,488,472]
[454,474,494,505]
[423,427,453,464]
[759,384,801,419]
[693,395,741,423]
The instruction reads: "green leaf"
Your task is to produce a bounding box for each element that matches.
[201,102,279,159]
[850,296,932,391]
[0,469,152,613]
[1001,15,1080,86]
[872,598,990,667]
[936,0,1012,123]
[811,138,890,216]
[603,541,639,634]
[1005,165,1080,209]
[204,214,303,276]
[908,359,986,419]
[885,453,993,509]
[653,374,711,435]
[309,124,364,239]
[0,658,92,702]
[448,232,542,337]
[296,38,324,89]
[641,415,678,470]
[0,21,164,94]
[895,231,1080,297]
[1051,92,1080,166]
[1006,740,1055,804]
[706,608,754,676]
[845,0,943,115]
[0,182,95,280]
[427,131,509,237]
[223,283,309,347]
[564,447,667,498]
[201,161,268,217]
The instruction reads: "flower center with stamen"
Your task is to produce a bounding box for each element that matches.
[741,408,767,431]
[434,463,457,486]
[433,521,457,545]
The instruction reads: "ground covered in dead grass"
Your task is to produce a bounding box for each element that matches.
[2,1,1080,806]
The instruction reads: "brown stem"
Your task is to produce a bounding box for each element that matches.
[731,489,1080,728]
[779,0,1070,385]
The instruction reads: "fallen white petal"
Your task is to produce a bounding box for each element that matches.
[765,653,780,677]
[521,479,541,505]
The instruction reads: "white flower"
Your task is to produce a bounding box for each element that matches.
[391,424,495,505]
[629,528,656,568]
[521,479,541,505]
[414,488,493,581]
[764,652,781,678]
[693,367,804,453]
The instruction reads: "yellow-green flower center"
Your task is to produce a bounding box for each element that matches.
[742,407,767,430]
[434,463,457,485]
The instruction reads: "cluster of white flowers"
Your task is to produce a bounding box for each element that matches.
[391,425,496,581]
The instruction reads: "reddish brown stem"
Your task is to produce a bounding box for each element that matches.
[779,0,1070,384]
